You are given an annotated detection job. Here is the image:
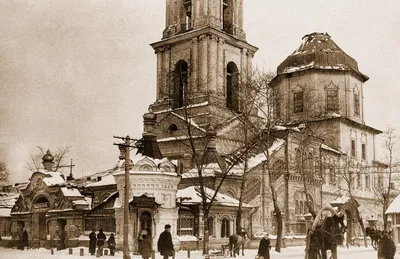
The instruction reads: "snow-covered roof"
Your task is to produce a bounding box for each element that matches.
[86,174,116,187]
[0,193,19,208]
[182,139,285,179]
[42,172,66,186]
[176,186,252,208]
[61,187,83,197]
[321,144,343,155]
[72,200,88,205]
[386,194,400,214]
[275,32,368,81]
[0,208,11,217]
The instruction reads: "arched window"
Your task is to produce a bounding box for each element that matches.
[295,149,301,173]
[168,124,178,132]
[300,201,304,215]
[226,62,239,111]
[221,218,230,238]
[208,217,214,237]
[295,200,299,215]
[307,152,313,174]
[222,0,233,34]
[173,60,188,108]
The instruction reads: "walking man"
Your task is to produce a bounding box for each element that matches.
[157,224,174,259]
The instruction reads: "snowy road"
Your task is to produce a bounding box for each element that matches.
[0,246,397,259]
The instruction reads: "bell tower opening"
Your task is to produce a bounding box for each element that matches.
[226,62,239,111]
[181,0,192,32]
[172,60,188,109]
[223,0,234,34]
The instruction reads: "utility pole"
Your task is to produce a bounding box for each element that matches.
[114,135,137,259]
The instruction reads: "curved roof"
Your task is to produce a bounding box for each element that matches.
[276,32,368,81]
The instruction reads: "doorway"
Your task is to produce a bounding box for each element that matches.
[139,211,152,238]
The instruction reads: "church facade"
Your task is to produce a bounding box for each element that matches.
[145,0,390,242]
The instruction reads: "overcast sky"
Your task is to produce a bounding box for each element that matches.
[1,0,399,183]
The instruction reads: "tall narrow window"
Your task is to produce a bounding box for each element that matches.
[326,89,339,112]
[293,91,304,113]
[221,218,230,237]
[173,60,188,108]
[181,0,192,32]
[223,0,233,34]
[357,172,362,189]
[226,62,239,111]
[351,140,356,158]
[362,144,366,160]
[295,149,301,173]
[354,91,360,116]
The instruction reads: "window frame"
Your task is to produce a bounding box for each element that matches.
[293,91,304,113]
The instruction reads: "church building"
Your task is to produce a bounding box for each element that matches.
[6,0,392,252]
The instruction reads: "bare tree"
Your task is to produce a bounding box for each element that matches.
[0,161,9,186]
[335,157,368,247]
[373,127,399,231]
[25,146,70,172]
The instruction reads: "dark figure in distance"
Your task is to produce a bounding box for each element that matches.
[257,233,271,259]
[108,233,116,256]
[21,228,29,250]
[378,231,396,259]
[157,224,174,259]
[97,228,106,256]
[139,234,152,259]
[89,229,97,255]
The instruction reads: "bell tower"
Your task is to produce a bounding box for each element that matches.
[149,0,258,128]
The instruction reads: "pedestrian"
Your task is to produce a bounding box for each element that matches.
[139,234,151,259]
[89,229,97,256]
[108,233,116,256]
[257,233,271,259]
[157,224,174,259]
[378,231,396,259]
[97,228,106,256]
[22,228,28,250]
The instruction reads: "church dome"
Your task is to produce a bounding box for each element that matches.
[42,150,54,163]
[276,32,368,81]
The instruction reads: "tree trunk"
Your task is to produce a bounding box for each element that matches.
[275,210,283,252]
[202,214,209,255]
[357,216,368,248]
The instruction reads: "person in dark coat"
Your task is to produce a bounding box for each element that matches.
[97,228,106,256]
[378,231,396,259]
[157,224,174,259]
[138,234,152,259]
[22,228,28,250]
[89,229,97,255]
[257,233,271,259]
[108,233,116,256]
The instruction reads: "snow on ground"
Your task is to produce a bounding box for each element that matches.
[0,246,399,259]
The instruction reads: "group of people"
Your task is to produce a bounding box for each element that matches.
[138,224,175,259]
[89,228,116,256]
